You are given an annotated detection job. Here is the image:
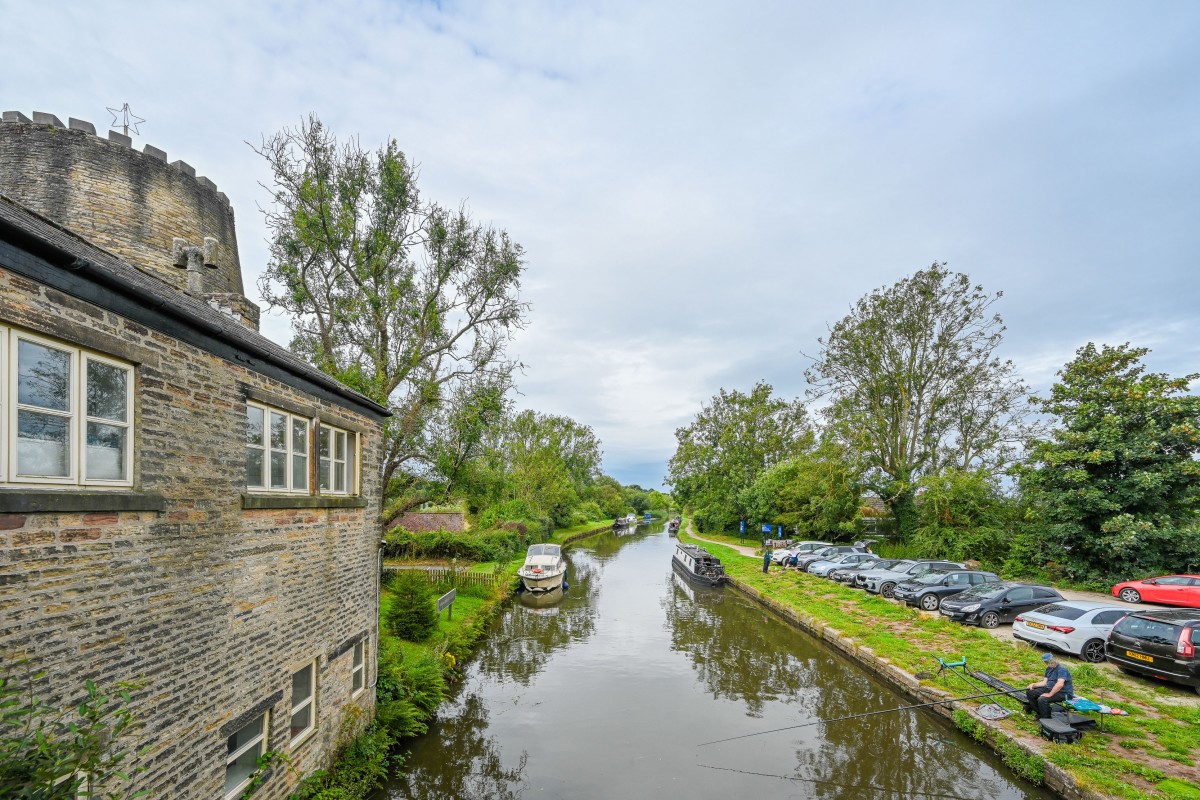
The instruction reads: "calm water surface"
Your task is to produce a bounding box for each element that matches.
[385,523,1057,799]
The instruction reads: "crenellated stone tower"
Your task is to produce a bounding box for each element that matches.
[0,110,259,329]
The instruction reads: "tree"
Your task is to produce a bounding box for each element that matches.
[473,410,603,528]
[912,468,1012,565]
[1015,343,1200,581]
[667,382,811,531]
[255,115,529,523]
[740,440,862,538]
[805,264,1029,538]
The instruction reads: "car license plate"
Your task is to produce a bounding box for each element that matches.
[1025,621,1045,630]
[1125,650,1154,663]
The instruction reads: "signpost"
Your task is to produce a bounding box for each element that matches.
[437,588,457,621]
[739,519,745,542]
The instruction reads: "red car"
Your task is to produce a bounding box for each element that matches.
[1112,575,1200,608]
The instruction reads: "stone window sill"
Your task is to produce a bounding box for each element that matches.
[0,490,166,514]
[241,494,368,510]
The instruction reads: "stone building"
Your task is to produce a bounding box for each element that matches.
[0,111,389,799]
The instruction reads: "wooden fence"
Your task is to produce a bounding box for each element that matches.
[382,566,513,590]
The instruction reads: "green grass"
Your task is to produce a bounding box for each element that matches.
[681,531,1200,799]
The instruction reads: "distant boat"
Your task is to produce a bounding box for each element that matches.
[625,513,639,526]
[517,543,567,592]
[671,542,728,588]
[613,516,630,529]
[668,519,680,536]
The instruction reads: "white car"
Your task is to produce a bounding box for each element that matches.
[808,551,876,577]
[1012,600,1131,663]
[770,540,830,565]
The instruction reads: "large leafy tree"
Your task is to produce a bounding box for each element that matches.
[805,264,1029,538]
[667,382,811,531]
[912,468,1012,565]
[255,115,528,522]
[473,410,604,528]
[1015,343,1200,580]
[740,440,862,539]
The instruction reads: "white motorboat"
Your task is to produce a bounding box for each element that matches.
[517,543,567,592]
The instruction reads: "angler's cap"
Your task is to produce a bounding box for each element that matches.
[1042,653,1055,662]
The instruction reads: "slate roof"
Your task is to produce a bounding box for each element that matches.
[0,193,388,419]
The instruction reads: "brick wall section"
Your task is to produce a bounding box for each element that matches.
[394,511,467,532]
[0,265,383,800]
[0,121,245,300]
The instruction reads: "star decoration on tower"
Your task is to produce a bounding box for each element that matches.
[106,103,145,136]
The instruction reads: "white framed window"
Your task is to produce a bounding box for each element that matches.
[224,712,267,800]
[351,639,365,696]
[246,402,309,492]
[5,329,133,487]
[289,661,317,744]
[318,424,356,495]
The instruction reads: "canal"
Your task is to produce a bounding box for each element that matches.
[384,522,1058,799]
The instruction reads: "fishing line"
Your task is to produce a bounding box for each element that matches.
[696,689,1015,746]
[697,764,984,800]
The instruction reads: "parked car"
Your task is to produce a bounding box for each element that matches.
[858,559,965,598]
[808,551,877,577]
[938,582,1064,628]
[1012,601,1130,663]
[830,557,904,584]
[1106,608,1200,694]
[892,569,1000,611]
[1111,575,1200,608]
[792,544,869,571]
[771,541,830,565]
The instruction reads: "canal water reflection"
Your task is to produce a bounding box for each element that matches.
[385,523,1057,799]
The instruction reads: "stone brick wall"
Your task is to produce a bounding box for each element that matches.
[0,264,383,799]
[394,511,467,532]
[0,113,248,311]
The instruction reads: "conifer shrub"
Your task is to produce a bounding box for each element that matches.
[384,571,437,641]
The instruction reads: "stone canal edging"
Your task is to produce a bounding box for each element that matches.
[729,577,1096,800]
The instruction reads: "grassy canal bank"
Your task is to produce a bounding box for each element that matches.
[680,530,1200,800]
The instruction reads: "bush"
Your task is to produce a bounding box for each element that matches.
[289,721,394,800]
[383,527,530,562]
[384,572,436,641]
[374,637,445,740]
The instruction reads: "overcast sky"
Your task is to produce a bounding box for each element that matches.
[6,1,1199,488]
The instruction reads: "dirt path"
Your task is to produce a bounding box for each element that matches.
[683,521,759,557]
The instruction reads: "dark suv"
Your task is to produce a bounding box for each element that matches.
[1105,609,1200,695]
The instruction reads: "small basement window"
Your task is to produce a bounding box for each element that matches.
[224,712,268,800]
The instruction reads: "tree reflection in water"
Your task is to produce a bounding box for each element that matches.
[665,572,1040,799]
[390,692,529,800]
[473,558,599,686]
[663,572,819,718]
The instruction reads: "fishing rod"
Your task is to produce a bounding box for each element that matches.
[696,689,1016,747]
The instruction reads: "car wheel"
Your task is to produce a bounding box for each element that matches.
[1119,588,1142,603]
[980,611,1001,629]
[1081,639,1106,663]
[919,594,940,611]
[881,582,897,599]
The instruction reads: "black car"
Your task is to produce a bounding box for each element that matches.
[892,569,1001,611]
[829,557,904,584]
[938,581,1064,628]
[1105,609,1200,695]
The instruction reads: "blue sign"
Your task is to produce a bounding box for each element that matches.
[761,523,772,533]
[740,520,745,533]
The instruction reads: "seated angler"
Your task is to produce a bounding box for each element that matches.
[1026,653,1074,719]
